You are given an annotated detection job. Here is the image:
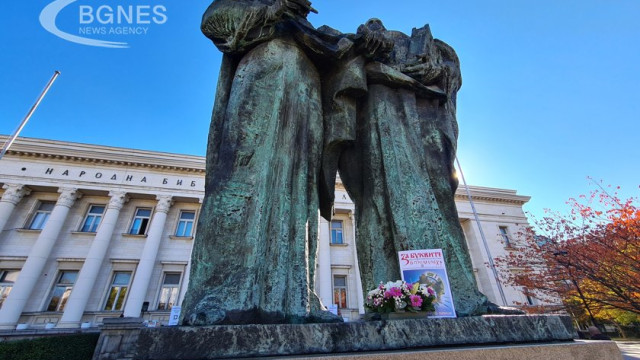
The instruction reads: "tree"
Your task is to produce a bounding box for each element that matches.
[592,308,640,338]
[495,183,640,327]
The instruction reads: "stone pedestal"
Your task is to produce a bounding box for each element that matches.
[89,315,624,360]
[92,318,144,360]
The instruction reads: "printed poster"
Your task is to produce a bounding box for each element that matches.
[398,249,457,318]
[168,306,182,326]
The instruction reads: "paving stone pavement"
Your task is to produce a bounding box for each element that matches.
[617,341,640,360]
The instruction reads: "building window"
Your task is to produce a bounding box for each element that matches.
[523,288,536,306]
[28,201,55,230]
[104,272,132,311]
[331,220,343,244]
[175,211,195,237]
[80,205,106,232]
[333,275,347,309]
[0,270,19,309]
[129,208,152,235]
[499,226,511,247]
[46,271,78,312]
[157,273,181,310]
[526,294,535,306]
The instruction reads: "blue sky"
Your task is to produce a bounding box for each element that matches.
[1,0,638,220]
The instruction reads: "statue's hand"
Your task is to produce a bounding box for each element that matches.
[361,31,393,59]
[356,20,393,59]
[402,55,443,84]
[270,0,317,20]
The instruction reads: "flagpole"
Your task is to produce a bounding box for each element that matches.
[0,70,61,161]
[455,156,509,306]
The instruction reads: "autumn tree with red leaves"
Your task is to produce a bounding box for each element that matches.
[495,183,640,327]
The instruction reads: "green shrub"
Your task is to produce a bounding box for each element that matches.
[0,333,99,360]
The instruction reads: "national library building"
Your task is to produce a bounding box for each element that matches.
[0,136,536,329]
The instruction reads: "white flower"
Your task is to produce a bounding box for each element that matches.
[394,298,407,310]
[384,281,396,290]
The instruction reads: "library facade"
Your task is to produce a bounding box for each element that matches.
[0,136,535,329]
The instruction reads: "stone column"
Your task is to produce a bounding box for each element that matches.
[316,218,333,307]
[464,219,503,305]
[176,261,189,308]
[0,187,80,329]
[123,195,172,317]
[349,212,365,314]
[0,184,31,233]
[177,197,202,307]
[57,191,128,328]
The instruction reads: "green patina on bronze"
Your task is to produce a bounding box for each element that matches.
[340,20,487,316]
[181,0,488,325]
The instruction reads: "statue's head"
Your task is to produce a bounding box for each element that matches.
[363,18,387,32]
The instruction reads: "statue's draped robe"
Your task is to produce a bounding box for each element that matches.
[181,0,350,325]
[339,27,487,316]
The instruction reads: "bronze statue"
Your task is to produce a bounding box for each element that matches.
[338,19,488,316]
[181,0,381,325]
[182,0,489,325]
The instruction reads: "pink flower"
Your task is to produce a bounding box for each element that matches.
[410,295,423,307]
[427,287,435,296]
[384,291,392,299]
[389,287,402,297]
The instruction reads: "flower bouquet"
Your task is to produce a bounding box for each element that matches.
[365,280,436,315]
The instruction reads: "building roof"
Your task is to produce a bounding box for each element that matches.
[1,135,530,205]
